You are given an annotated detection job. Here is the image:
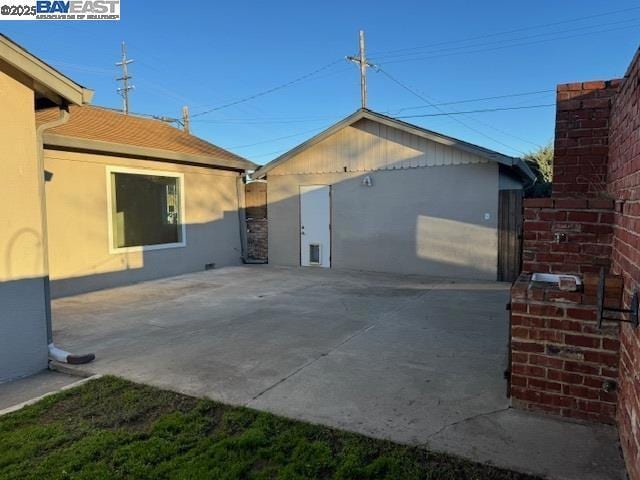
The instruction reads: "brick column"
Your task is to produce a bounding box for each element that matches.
[510,274,622,423]
[553,80,619,197]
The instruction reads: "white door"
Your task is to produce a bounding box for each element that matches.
[300,185,330,267]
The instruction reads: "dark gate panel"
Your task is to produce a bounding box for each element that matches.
[498,189,524,282]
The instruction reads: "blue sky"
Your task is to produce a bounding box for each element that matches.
[2,1,639,164]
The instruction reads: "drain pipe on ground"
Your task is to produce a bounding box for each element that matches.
[36,105,95,366]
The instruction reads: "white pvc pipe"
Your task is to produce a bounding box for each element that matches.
[48,343,69,362]
[48,343,95,365]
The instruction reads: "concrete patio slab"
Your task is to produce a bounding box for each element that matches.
[0,370,82,412]
[52,266,625,480]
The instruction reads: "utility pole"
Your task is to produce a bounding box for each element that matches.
[346,30,374,109]
[182,106,190,134]
[116,41,134,114]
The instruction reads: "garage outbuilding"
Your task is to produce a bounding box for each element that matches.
[256,109,535,280]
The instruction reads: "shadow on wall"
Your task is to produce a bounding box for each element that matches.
[48,212,244,298]
[0,276,48,382]
[40,158,246,299]
[263,127,513,281]
[3,227,45,280]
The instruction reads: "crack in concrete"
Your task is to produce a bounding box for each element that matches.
[421,406,511,444]
[246,282,445,407]
[246,322,377,405]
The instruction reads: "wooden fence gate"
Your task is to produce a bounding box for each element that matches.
[497,189,524,282]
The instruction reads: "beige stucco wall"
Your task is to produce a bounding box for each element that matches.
[44,149,244,297]
[0,64,49,381]
[268,162,500,279]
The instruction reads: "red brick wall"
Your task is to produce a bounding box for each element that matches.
[245,182,268,262]
[246,218,268,261]
[511,274,621,424]
[511,49,640,479]
[522,197,614,275]
[553,81,619,197]
[607,49,640,480]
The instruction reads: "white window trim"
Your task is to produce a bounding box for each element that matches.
[105,165,187,254]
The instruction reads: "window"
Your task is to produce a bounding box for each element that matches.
[107,167,185,252]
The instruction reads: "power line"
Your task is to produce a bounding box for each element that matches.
[186,16,636,122]
[368,5,640,58]
[370,17,639,63]
[376,66,528,155]
[191,59,344,118]
[373,22,640,66]
[227,125,333,149]
[386,89,554,114]
[249,147,291,159]
[396,104,555,118]
[191,116,339,125]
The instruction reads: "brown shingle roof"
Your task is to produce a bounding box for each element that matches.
[36,105,254,170]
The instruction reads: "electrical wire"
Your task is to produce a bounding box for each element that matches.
[372,22,640,65]
[376,67,529,155]
[191,116,341,126]
[190,59,344,118]
[370,17,638,63]
[396,104,555,118]
[368,6,640,58]
[385,89,555,114]
[227,125,336,149]
[248,147,291,159]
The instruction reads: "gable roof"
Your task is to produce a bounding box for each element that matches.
[0,34,93,105]
[36,105,255,171]
[255,109,535,182]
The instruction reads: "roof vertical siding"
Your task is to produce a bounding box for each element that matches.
[267,118,488,176]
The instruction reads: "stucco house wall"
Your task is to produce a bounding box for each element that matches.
[267,163,500,279]
[259,110,530,280]
[0,64,48,381]
[44,149,244,297]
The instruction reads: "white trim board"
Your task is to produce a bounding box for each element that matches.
[105,165,187,254]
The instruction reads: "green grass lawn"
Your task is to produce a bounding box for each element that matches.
[0,376,540,480]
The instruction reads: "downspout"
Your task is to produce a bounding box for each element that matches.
[36,105,95,365]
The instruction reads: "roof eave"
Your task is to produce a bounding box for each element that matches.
[0,34,91,106]
[513,157,537,183]
[43,133,256,171]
